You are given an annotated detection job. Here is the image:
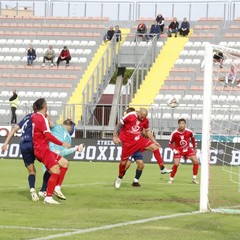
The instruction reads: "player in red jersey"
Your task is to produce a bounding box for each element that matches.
[31,98,71,204]
[168,118,199,184]
[113,108,172,189]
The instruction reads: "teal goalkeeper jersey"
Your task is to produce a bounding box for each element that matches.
[49,124,75,157]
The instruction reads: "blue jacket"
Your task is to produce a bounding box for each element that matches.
[150,24,161,34]
[180,21,190,29]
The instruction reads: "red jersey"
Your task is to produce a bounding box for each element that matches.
[119,111,149,142]
[31,112,51,154]
[169,128,196,153]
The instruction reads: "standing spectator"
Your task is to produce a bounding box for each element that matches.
[103,26,115,43]
[56,46,71,67]
[42,45,55,67]
[225,65,237,86]
[179,17,190,37]
[9,89,18,124]
[213,51,224,68]
[136,22,148,41]
[156,13,165,33]
[27,45,36,65]
[167,17,179,38]
[115,25,122,42]
[149,20,161,40]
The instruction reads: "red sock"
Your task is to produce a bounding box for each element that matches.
[193,163,199,176]
[153,149,164,167]
[57,167,68,187]
[170,164,178,178]
[46,173,59,197]
[118,161,126,178]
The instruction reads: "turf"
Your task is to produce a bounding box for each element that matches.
[0,159,239,240]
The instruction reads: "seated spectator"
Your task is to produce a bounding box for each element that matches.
[167,17,179,38]
[136,22,148,41]
[225,65,237,86]
[213,51,224,68]
[156,13,165,33]
[27,45,36,65]
[149,20,161,40]
[115,25,122,42]
[179,17,190,37]
[103,26,115,43]
[42,45,55,67]
[56,46,71,67]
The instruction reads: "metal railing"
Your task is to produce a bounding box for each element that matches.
[1,0,239,20]
[120,34,158,108]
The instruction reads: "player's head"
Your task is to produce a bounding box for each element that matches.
[63,119,75,135]
[63,46,68,50]
[33,98,47,113]
[126,107,135,113]
[138,108,148,121]
[178,118,186,130]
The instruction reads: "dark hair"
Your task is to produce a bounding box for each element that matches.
[178,118,186,124]
[126,107,135,113]
[63,119,74,126]
[33,98,46,111]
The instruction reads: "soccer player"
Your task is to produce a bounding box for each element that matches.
[1,113,39,201]
[31,98,71,204]
[168,118,199,184]
[38,119,85,199]
[113,108,172,189]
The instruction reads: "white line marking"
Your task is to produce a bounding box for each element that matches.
[0,226,78,231]
[31,211,200,240]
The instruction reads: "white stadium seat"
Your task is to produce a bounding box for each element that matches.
[12,56,21,61]
[7,39,15,45]
[122,41,130,47]
[26,91,34,98]
[64,40,72,46]
[227,42,235,47]
[15,39,23,45]
[162,113,172,119]
[193,42,201,47]
[175,59,184,64]
[59,92,67,98]
[32,39,41,45]
[10,48,18,53]
[72,40,80,46]
[75,49,83,55]
[0,39,7,45]
[79,58,87,63]
[80,41,88,46]
[184,59,192,64]
[18,48,26,53]
[71,57,79,63]
[185,41,193,47]
[83,49,91,55]
[88,41,96,46]
[180,50,188,56]
[56,40,64,46]
[197,50,204,56]
[5,56,13,61]
[48,40,57,45]
[155,94,164,101]
[23,39,31,45]
[192,59,201,64]
[2,47,9,53]
[40,40,48,46]
[157,42,163,47]
[0,56,4,61]
[43,92,51,98]
[189,50,197,56]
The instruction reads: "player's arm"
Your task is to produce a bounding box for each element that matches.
[113,122,122,145]
[191,134,197,153]
[1,125,20,153]
[44,131,70,148]
[145,129,160,146]
[169,133,179,154]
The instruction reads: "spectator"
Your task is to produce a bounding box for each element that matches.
[9,89,18,124]
[225,65,237,86]
[136,22,148,41]
[167,17,179,38]
[115,25,122,42]
[56,46,71,67]
[150,20,161,40]
[103,26,115,43]
[42,45,55,67]
[179,17,190,37]
[27,45,36,65]
[213,51,224,68]
[156,13,165,33]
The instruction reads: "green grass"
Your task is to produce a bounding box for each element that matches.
[0,159,239,240]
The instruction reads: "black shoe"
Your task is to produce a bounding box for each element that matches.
[132,182,141,187]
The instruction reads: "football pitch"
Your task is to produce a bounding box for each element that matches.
[0,159,239,240]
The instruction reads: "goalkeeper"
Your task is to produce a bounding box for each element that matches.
[38,119,85,200]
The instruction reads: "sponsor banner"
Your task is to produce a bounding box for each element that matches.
[1,137,240,165]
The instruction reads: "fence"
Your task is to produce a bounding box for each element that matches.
[0,0,239,20]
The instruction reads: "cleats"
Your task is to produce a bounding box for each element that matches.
[132,182,141,187]
[38,191,46,198]
[42,63,45,67]
[54,189,66,200]
[114,177,122,189]
[161,167,173,174]
[168,179,173,184]
[50,63,54,67]
[30,188,39,201]
[44,197,59,205]
[192,179,199,184]
[77,143,85,152]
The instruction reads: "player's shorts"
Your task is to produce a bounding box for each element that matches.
[174,148,195,159]
[131,150,143,161]
[20,141,35,167]
[121,136,152,161]
[35,148,62,171]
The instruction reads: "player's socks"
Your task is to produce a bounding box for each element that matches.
[193,163,199,176]
[122,170,127,177]
[134,169,142,181]
[170,164,178,178]
[118,161,126,178]
[40,171,51,192]
[46,173,59,197]
[153,150,164,167]
[57,167,68,187]
[28,174,36,189]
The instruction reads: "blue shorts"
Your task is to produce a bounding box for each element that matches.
[20,141,35,167]
[131,151,143,161]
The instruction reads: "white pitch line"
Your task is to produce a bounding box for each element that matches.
[31,211,200,240]
[0,226,78,231]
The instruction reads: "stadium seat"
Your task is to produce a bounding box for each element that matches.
[192,59,201,64]
[56,40,64,46]
[5,56,13,62]
[7,39,15,45]
[15,39,23,45]
[32,39,41,45]
[0,39,7,45]
[162,113,172,119]
[80,41,88,46]
[2,47,9,53]
[189,50,197,56]
[175,59,184,65]
[88,41,96,46]
[185,41,193,47]
[23,39,31,45]
[72,40,80,46]
[12,56,21,62]
[193,42,201,47]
